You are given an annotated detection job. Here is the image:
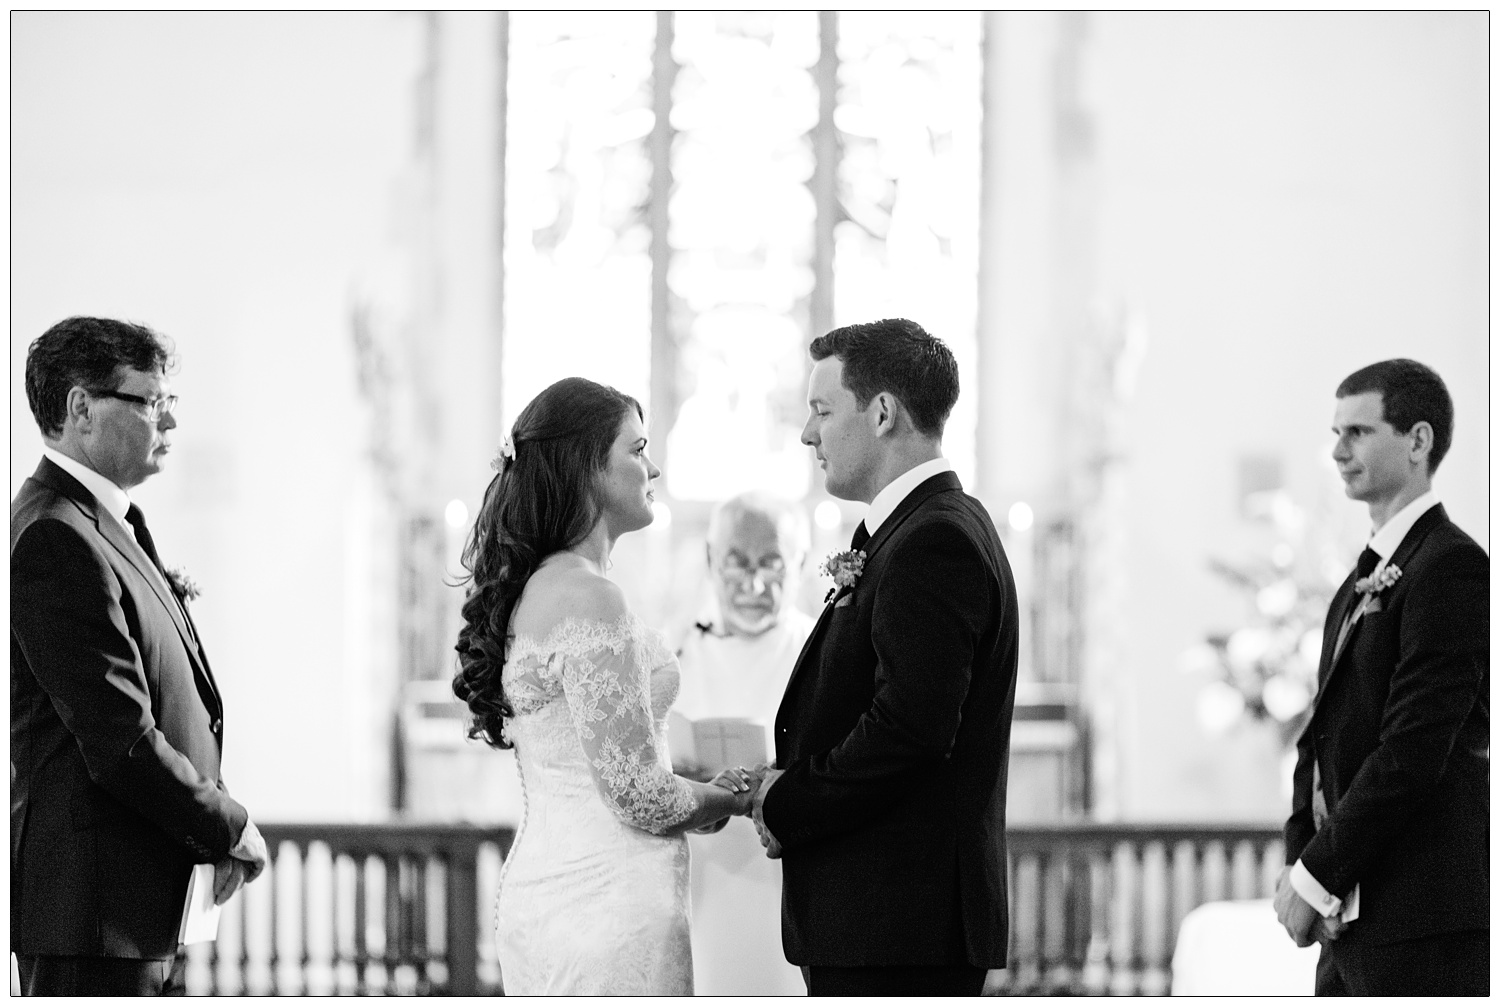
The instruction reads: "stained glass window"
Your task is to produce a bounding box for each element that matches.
[503,13,656,422]
[835,12,983,484]
[663,11,821,502]
[502,12,981,499]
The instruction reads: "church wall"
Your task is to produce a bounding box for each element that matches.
[10,12,423,820]
[1084,11,1487,820]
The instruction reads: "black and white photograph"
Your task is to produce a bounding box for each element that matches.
[8,11,1488,997]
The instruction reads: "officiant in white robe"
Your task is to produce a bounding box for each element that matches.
[672,493,812,996]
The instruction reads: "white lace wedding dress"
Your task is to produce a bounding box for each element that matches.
[494,612,698,995]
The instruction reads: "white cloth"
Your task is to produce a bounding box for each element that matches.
[674,610,813,997]
[495,613,695,995]
[1170,899,1319,995]
[674,608,815,750]
[1290,491,1440,921]
[864,456,952,535]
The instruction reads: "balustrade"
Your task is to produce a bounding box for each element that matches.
[999,824,1285,995]
[187,824,512,996]
[186,821,1282,995]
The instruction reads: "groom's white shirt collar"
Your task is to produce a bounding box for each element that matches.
[43,446,131,525]
[1367,489,1440,563]
[864,457,953,537]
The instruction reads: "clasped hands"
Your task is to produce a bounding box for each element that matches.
[212,820,270,906]
[1272,866,1347,947]
[703,763,785,859]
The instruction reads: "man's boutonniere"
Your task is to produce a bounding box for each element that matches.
[164,565,201,603]
[1354,563,1401,597]
[819,549,866,603]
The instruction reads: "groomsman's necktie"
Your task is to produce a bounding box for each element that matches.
[126,504,196,640]
[1334,546,1382,646]
[1354,545,1380,582]
[1314,546,1383,828]
[125,504,165,574]
[851,521,870,552]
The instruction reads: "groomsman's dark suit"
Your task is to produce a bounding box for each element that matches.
[763,470,1017,990]
[12,458,250,990]
[1285,502,1488,994]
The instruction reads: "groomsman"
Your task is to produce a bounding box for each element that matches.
[1275,359,1487,995]
[12,317,267,995]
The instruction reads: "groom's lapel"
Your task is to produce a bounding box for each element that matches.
[857,471,960,567]
[782,471,963,696]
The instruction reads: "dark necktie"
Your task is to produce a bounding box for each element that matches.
[1315,546,1383,826]
[1338,547,1381,628]
[125,504,196,638]
[851,521,870,552]
[125,504,165,575]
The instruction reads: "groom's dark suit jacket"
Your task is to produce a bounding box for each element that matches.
[11,458,248,959]
[763,471,1017,968]
[1285,504,1488,948]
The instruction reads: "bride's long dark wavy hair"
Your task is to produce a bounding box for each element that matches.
[452,377,643,749]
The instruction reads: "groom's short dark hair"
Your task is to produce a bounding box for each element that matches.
[809,318,958,438]
[1336,358,1454,474]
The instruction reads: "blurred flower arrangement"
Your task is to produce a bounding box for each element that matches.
[1180,491,1345,749]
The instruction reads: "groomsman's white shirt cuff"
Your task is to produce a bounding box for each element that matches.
[1291,861,1361,922]
[1289,860,1341,917]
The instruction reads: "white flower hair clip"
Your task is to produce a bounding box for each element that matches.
[491,433,517,473]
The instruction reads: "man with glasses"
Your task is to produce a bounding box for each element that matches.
[671,492,812,996]
[11,316,267,995]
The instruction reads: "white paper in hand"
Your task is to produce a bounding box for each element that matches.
[178,863,223,945]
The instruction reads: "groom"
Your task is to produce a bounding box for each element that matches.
[751,318,1018,996]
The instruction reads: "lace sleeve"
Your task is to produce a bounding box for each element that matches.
[555,617,697,835]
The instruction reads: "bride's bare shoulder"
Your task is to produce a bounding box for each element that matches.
[512,557,628,640]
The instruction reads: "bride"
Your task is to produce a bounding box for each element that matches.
[452,377,761,995]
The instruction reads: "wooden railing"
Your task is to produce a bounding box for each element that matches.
[998,824,1285,996]
[187,821,1283,995]
[186,823,514,996]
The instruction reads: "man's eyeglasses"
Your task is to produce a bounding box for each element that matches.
[718,554,787,584]
[91,389,178,422]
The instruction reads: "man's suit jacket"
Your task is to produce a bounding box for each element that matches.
[1285,504,1488,946]
[763,471,1018,968]
[11,458,248,958]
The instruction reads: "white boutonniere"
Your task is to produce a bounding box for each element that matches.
[1354,563,1401,597]
[819,549,866,604]
[164,565,201,603]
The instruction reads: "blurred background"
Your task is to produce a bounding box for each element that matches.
[9,12,1489,991]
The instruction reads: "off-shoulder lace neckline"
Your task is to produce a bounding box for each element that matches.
[508,611,652,665]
